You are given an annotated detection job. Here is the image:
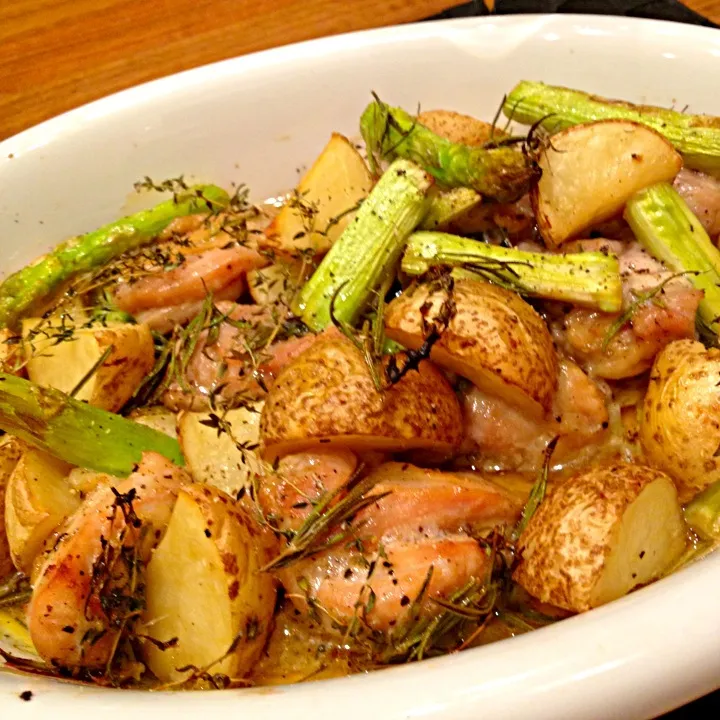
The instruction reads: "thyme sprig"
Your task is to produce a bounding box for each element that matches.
[133,176,190,199]
[128,290,277,410]
[82,488,152,683]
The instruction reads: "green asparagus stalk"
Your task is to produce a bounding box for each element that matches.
[293,159,433,331]
[685,481,720,540]
[504,81,720,175]
[360,99,537,203]
[0,184,230,329]
[0,373,184,475]
[402,231,623,312]
[624,183,720,336]
[420,188,482,230]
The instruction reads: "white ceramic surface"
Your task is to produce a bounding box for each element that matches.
[1,13,720,719]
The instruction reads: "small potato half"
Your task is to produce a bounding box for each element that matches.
[128,405,178,439]
[263,133,373,257]
[260,332,463,459]
[417,109,501,146]
[514,463,687,612]
[532,120,682,247]
[178,402,265,496]
[247,261,305,307]
[385,277,557,418]
[142,484,277,683]
[22,319,155,412]
[5,448,79,574]
[640,339,720,502]
[0,438,23,580]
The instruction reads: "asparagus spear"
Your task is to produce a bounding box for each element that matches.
[360,99,538,203]
[504,81,720,175]
[624,183,720,336]
[402,231,623,312]
[0,373,184,475]
[420,188,482,230]
[0,184,229,329]
[293,159,433,331]
[685,481,720,540]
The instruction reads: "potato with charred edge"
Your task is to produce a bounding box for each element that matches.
[260,332,463,459]
[263,133,373,257]
[5,447,79,575]
[533,120,682,247]
[178,401,265,496]
[385,276,557,419]
[640,339,720,503]
[0,438,23,580]
[22,319,155,412]
[514,463,687,613]
[142,484,277,683]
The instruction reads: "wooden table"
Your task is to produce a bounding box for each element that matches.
[1,0,718,141]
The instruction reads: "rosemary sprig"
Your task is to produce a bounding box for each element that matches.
[262,466,391,571]
[68,344,114,398]
[509,436,558,544]
[385,270,456,385]
[602,271,699,351]
[0,573,31,609]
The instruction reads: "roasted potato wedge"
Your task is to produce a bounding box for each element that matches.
[514,463,687,612]
[65,468,117,496]
[640,340,720,502]
[260,332,463,459]
[420,187,483,231]
[5,448,78,574]
[385,277,557,417]
[263,133,373,257]
[532,120,682,247]
[247,261,305,307]
[22,319,155,412]
[417,109,501,146]
[0,438,23,580]
[142,484,276,683]
[128,405,178,439]
[178,402,265,496]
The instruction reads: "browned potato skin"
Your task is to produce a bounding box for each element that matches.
[260,332,463,459]
[417,110,504,146]
[0,439,23,580]
[385,277,557,418]
[640,339,720,503]
[514,463,683,612]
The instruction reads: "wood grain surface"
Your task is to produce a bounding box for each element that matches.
[0,0,717,141]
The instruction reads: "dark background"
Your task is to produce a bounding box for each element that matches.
[427,1,718,717]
